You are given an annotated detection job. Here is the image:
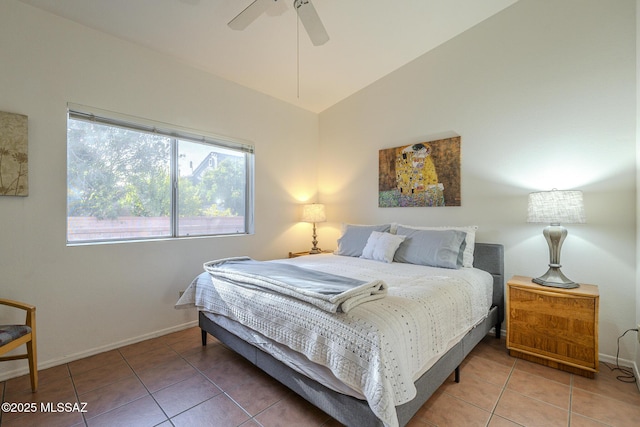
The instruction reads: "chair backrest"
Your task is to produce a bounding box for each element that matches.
[0,298,37,392]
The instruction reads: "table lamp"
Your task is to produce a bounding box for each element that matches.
[301,203,326,254]
[527,189,585,288]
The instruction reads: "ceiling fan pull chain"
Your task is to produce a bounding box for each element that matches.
[297,9,300,99]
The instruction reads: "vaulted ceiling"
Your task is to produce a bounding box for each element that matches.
[19,0,518,112]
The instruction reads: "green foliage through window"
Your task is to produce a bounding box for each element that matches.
[66,106,254,243]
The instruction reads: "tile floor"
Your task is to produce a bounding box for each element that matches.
[1,327,639,427]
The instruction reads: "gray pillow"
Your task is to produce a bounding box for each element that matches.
[335,224,392,257]
[396,224,478,267]
[394,226,467,269]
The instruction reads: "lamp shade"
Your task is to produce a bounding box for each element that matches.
[301,203,326,223]
[527,190,585,224]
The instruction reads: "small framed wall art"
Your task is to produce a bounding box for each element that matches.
[0,111,28,196]
[379,136,460,207]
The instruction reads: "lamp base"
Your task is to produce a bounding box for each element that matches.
[308,222,322,255]
[532,267,579,289]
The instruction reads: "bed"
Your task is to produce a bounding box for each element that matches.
[176,225,503,427]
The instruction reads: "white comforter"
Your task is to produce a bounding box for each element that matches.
[176,254,492,427]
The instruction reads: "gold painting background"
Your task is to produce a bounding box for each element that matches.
[0,111,29,196]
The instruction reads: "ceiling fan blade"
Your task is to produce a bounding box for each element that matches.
[294,0,329,46]
[228,0,274,31]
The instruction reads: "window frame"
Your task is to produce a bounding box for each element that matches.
[66,104,255,245]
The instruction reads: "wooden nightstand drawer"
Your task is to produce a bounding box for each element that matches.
[506,275,599,378]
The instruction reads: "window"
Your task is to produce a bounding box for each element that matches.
[66,105,254,244]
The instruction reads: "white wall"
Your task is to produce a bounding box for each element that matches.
[0,0,319,379]
[319,0,637,362]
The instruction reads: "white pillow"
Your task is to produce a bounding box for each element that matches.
[360,231,406,263]
[396,225,478,267]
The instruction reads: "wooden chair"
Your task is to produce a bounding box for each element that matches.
[0,298,37,392]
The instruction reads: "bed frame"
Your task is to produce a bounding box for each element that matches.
[199,243,504,427]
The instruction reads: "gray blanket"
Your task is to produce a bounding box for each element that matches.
[203,257,388,313]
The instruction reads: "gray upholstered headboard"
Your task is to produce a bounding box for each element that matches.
[473,243,504,324]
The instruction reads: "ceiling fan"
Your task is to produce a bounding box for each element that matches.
[228,0,330,46]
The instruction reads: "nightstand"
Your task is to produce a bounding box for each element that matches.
[288,250,332,258]
[506,275,599,378]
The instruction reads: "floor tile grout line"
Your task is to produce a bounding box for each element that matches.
[74,346,168,425]
[117,346,173,425]
[220,390,258,425]
[134,341,235,424]
[567,372,573,426]
[568,385,640,424]
[229,388,299,427]
[484,358,517,427]
[171,342,275,426]
[161,394,219,423]
[430,390,494,425]
[166,337,300,427]
[580,382,640,405]
[67,361,90,427]
[71,360,141,420]
[500,383,574,414]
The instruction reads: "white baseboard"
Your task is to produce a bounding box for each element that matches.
[0,320,198,383]
[599,353,637,370]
